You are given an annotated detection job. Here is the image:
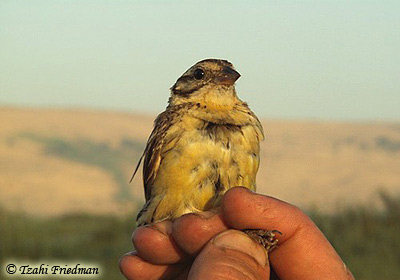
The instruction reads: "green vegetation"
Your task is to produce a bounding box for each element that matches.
[310,191,400,280]
[13,132,144,200]
[1,193,399,279]
[0,208,136,280]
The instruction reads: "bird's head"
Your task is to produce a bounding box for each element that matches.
[169,59,241,106]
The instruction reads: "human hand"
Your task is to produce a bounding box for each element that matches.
[120,187,354,279]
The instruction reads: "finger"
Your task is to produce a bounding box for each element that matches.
[173,211,229,255]
[223,187,306,242]
[188,230,270,280]
[133,221,189,264]
[222,187,354,280]
[119,251,187,280]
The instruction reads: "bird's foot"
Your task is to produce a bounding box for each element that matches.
[243,229,282,252]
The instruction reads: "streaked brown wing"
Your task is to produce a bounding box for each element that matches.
[239,103,265,141]
[142,124,165,201]
[131,104,189,202]
[250,111,265,141]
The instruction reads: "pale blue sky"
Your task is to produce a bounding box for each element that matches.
[1,1,399,121]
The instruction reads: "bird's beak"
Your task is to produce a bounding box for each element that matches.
[214,66,241,86]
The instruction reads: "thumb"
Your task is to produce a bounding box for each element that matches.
[188,230,270,280]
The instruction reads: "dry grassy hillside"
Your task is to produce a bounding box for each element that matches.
[1,106,399,216]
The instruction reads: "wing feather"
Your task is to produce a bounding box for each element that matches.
[131,104,190,201]
[238,102,265,140]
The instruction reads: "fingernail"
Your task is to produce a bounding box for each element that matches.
[146,220,173,235]
[190,210,217,219]
[213,230,268,266]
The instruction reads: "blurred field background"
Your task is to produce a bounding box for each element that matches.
[1,106,400,279]
[2,1,400,279]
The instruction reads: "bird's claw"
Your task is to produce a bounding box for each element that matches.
[243,229,282,252]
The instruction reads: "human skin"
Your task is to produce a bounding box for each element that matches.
[119,187,354,280]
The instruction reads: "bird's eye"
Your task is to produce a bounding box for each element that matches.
[193,68,205,80]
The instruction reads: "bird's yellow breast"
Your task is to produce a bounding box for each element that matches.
[138,112,262,225]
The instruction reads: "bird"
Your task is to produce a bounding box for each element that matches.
[132,58,279,252]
